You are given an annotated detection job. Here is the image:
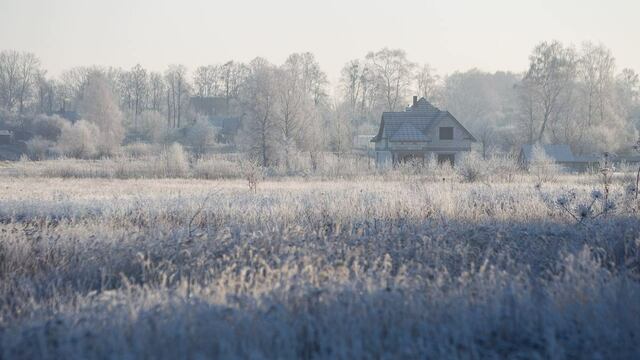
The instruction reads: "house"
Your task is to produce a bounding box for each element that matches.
[0,130,13,145]
[371,96,476,166]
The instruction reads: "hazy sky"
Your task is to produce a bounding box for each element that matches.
[1,0,638,85]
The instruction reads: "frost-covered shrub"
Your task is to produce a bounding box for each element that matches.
[122,142,158,158]
[185,117,217,156]
[138,111,168,143]
[529,143,560,183]
[160,143,189,178]
[30,114,67,141]
[193,156,242,179]
[56,120,101,158]
[25,136,54,160]
[457,152,487,182]
[77,71,125,156]
[490,153,521,182]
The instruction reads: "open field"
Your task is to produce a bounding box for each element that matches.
[0,171,639,359]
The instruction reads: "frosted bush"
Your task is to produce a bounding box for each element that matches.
[122,142,158,158]
[192,156,243,179]
[56,120,101,158]
[160,143,189,178]
[456,151,487,182]
[529,143,561,183]
[25,136,54,160]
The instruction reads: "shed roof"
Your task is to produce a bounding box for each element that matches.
[520,144,576,163]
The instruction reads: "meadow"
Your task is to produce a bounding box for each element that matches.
[0,158,639,359]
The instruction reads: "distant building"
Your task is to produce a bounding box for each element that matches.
[209,116,242,143]
[0,130,13,145]
[371,96,476,167]
[518,144,601,172]
[190,96,230,118]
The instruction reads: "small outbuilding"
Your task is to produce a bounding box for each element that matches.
[518,144,599,172]
[0,130,13,145]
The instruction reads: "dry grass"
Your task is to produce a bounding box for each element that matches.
[0,168,639,359]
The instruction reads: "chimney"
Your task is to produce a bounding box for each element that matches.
[413,96,418,106]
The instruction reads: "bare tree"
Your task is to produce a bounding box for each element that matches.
[274,53,327,169]
[16,52,41,114]
[193,65,221,97]
[365,48,415,111]
[36,75,57,114]
[0,50,41,115]
[340,60,363,113]
[130,64,148,128]
[59,66,91,109]
[0,50,20,111]
[415,63,440,102]
[238,58,278,166]
[443,70,518,154]
[339,59,379,126]
[295,52,328,105]
[165,65,190,128]
[516,76,542,144]
[523,41,577,142]
[148,72,165,113]
[220,61,248,113]
[578,42,616,126]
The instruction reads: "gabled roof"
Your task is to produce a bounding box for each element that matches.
[371,97,476,143]
[520,144,576,163]
[0,130,13,136]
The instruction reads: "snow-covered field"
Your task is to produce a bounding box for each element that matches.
[0,174,639,359]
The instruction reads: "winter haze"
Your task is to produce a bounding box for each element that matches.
[2,0,639,81]
[1,1,640,359]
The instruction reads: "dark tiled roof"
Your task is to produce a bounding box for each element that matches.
[371,97,475,142]
[190,96,229,117]
[389,120,431,142]
[209,116,241,135]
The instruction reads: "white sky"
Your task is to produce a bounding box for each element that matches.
[1,0,638,85]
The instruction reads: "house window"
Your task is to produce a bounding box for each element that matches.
[438,154,455,166]
[439,127,454,140]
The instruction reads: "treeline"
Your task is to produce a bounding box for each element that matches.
[0,41,639,163]
[339,43,640,156]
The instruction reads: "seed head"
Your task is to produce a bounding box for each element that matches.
[591,190,603,200]
[556,196,569,206]
[577,204,592,219]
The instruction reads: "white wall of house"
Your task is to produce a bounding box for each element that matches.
[376,151,392,168]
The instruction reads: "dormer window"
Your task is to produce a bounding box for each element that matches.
[439,127,453,140]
